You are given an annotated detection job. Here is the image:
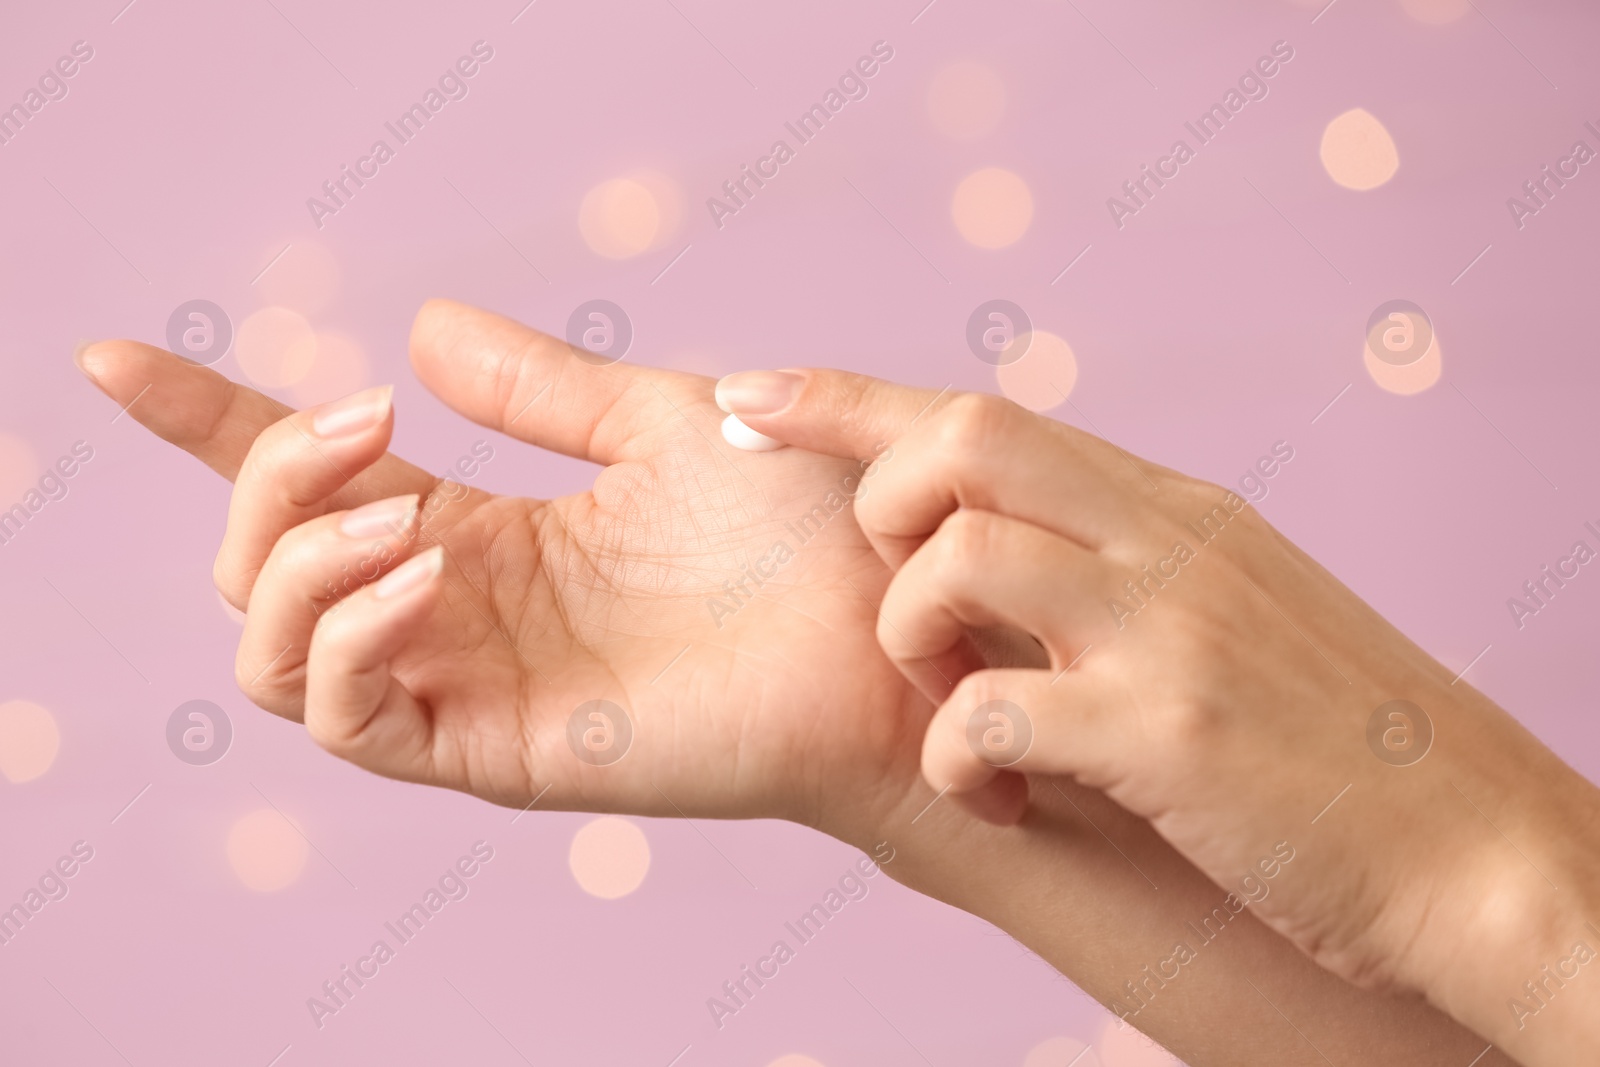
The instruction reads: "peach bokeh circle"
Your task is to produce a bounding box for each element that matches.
[236,307,318,389]
[0,700,61,783]
[997,329,1079,412]
[1400,0,1471,24]
[569,816,651,899]
[1321,108,1400,191]
[1365,333,1443,395]
[1097,1017,1182,1066]
[0,432,40,504]
[1024,1036,1101,1067]
[580,177,663,259]
[953,167,1034,249]
[227,809,310,892]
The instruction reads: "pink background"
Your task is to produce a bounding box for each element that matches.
[3,0,1598,1064]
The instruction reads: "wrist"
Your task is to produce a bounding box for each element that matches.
[797,690,932,853]
[1416,752,1600,1063]
[805,624,1045,850]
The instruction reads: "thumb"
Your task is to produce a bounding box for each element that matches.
[713,369,952,459]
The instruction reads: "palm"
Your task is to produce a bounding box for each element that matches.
[395,409,924,823]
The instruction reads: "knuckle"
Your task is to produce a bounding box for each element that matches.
[873,612,904,657]
[933,393,1019,458]
[1162,695,1222,751]
[852,481,884,530]
[948,668,1012,711]
[941,672,1035,765]
[273,520,335,584]
[311,604,359,658]
[1162,615,1224,669]
[498,334,561,425]
[1188,477,1232,507]
[1176,478,1241,523]
[240,418,326,510]
[835,374,886,440]
[213,553,252,608]
[240,417,296,481]
[927,509,994,582]
[232,648,257,696]
[234,643,290,704]
[302,692,346,750]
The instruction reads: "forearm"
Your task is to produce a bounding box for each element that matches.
[842,775,1517,1067]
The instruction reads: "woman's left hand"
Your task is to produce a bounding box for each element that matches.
[716,368,1600,1066]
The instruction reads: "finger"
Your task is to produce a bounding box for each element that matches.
[715,368,943,458]
[304,546,445,784]
[75,340,437,500]
[923,668,1111,826]
[717,367,1136,473]
[214,386,398,607]
[860,394,1149,562]
[879,509,1113,704]
[717,371,1150,561]
[408,298,701,466]
[943,769,1032,827]
[235,495,422,720]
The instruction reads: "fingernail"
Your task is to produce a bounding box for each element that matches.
[340,494,419,539]
[72,341,100,378]
[721,413,786,452]
[375,545,443,600]
[715,371,803,415]
[312,385,394,438]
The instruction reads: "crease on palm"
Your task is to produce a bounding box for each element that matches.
[381,405,904,809]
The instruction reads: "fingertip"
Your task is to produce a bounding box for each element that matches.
[408,298,466,382]
[373,544,444,601]
[409,297,492,370]
[414,297,468,330]
[308,384,395,440]
[72,339,144,387]
[716,367,936,461]
[410,296,459,342]
[922,721,997,798]
[72,339,98,376]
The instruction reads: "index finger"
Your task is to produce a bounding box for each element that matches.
[714,368,1153,564]
[75,339,437,504]
[713,368,950,460]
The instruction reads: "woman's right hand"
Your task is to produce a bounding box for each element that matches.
[76,300,939,846]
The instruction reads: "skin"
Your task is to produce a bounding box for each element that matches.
[724,368,1600,1067]
[76,299,1524,1065]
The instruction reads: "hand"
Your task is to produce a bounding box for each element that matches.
[75,313,1544,1066]
[75,301,930,842]
[717,368,1600,1065]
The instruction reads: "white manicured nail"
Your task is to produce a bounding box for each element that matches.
[721,413,786,452]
